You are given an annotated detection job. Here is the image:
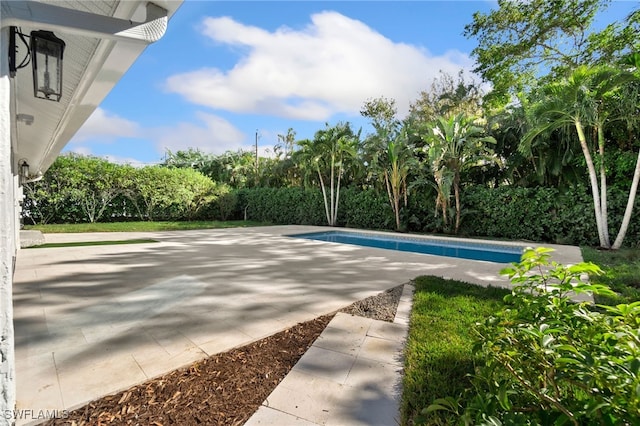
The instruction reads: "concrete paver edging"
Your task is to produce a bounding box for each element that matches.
[246,283,414,426]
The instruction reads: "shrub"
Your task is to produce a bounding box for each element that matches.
[340,188,394,230]
[233,187,326,225]
[460,185,640,247]
[427,248,640,425]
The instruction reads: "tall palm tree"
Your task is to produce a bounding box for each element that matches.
[298,123,360,226]
[383,124,415,231]
[424,114,496,234]
[522,65,636,249]
[611,54,640,249]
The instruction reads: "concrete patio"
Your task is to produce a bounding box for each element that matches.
[12,225,583,425]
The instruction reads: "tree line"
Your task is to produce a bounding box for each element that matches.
[24,0,640,249]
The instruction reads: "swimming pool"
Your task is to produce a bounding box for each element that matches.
[289,231,524,263]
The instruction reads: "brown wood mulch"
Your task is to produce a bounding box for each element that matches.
[45,314,334,426]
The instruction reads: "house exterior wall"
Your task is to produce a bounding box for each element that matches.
[0,25,17,421]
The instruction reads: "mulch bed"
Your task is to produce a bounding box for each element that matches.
[46,314,333,426]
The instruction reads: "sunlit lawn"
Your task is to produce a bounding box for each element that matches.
[401,277,509,425]
[24,220,271,233]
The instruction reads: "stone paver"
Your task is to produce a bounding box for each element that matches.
[246,306,409,426]
[12,225,584,425]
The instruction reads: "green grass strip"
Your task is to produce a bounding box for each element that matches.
[27,239,158,249]
[23,220,270,233]
[402,276,509,425]
[581,246,640,304]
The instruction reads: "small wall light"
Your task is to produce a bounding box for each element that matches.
[19,160,30,180]
[30,30,66,102]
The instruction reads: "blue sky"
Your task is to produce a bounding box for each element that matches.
[65,0,637,166]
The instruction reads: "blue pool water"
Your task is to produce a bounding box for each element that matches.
[290,231,524,263]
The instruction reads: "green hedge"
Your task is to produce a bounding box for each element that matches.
[227,185,640,247]
[230,187,394,230]
[460,185,640,247]
[23,157,640,247]
[233,187,326,225]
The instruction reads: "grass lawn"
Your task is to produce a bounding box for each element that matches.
[401,277,509,425]
[23,220,270,233]
[26,239,158,249]
[581,246,640,304]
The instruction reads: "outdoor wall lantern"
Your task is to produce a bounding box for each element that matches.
[9,27,66,102]
[19,160,30,181]
[30,30,66,102]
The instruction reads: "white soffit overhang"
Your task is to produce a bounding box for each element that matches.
[1,0,183,175]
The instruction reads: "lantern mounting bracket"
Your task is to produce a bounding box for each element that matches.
[8,26,30,78]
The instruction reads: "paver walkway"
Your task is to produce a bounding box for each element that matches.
[12,226,583,425]
[246,284,414,426]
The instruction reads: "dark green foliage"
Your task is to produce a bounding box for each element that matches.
[429,248,640,425]
[460,185,640,247]
[583,246,640,305]
[22,155,223,224]
[233,187,326,225]
[340,188,394,230]
[461,186,564,242]
[230,187,395,230]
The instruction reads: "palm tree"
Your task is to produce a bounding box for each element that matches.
[424,114,497,234]
[522,65,636,249]
[611,54,640,249]
[298,123,360,226]
[382,124,414,231]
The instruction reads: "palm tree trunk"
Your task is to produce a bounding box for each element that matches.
[597,125,611,247]
[394,174,401,231]
[317,168,331,226]
[454,173,461,234]
[334,165,342,226]
[384,170,397,224]
[575,120,610,248]
[612,148,640,249]
[330,156,335,226]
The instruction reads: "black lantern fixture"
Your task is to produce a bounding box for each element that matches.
[19,160,30,182]
[8,27,66,102]
[30,30,66,102]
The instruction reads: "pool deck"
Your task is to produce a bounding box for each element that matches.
[12,225,584,425]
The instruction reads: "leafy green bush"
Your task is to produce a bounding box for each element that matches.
[428,248,640,425]
[340,188,394,230]
[460,185,640,247]
[233,187,326,225]
[214,185,236,221]
[460,186,564,242]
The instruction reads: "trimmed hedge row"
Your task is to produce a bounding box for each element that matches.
[459,185,640,247]
[228,185,640,247]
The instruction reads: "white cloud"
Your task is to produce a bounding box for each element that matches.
[151,111,248,155]
[71,108,140,143]
[165,11,474,121]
